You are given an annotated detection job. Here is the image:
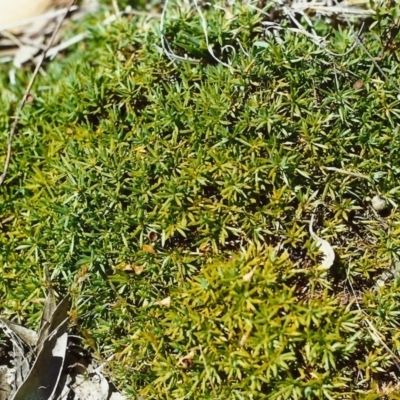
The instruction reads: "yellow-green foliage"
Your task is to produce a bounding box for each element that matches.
[127,245,362,399]
[1,0,400,398]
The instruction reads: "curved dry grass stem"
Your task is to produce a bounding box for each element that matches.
[159,0,237,66]
[160,0,196,63]
[0,0,75,187]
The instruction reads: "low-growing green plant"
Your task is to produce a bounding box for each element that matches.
[119,245,363,399]
[1,0,400,398]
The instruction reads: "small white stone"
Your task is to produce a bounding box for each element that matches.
[376,279,385,288]
[372,195,386,211]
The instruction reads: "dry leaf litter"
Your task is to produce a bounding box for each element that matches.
[0,295,126,400]
[0,0,99,69]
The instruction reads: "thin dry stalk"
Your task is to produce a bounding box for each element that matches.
[0,0,75,187]
[324,166,371,180]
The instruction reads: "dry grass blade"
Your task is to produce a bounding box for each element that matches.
[10,295,70,400]
[324,166,371,181]
[37,295,70,353]
[10,324,69,400]
[0,319,38,347]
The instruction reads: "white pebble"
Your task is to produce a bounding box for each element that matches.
[372,195,386,211]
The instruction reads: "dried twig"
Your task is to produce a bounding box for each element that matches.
[0,0,75,187]
[36,32,86,61]
[0,6,78,33]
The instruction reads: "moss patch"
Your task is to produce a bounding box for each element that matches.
[1,1,400,398]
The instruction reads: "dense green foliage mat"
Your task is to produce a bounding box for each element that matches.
[1,0,400,398]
